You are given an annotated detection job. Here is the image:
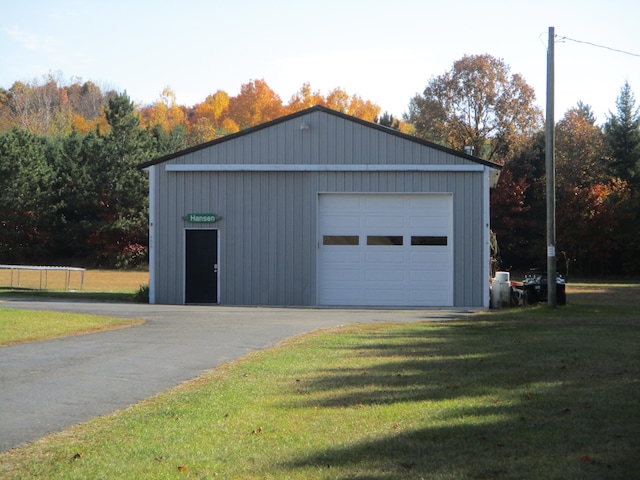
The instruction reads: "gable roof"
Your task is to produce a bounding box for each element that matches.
[138,105,502,170]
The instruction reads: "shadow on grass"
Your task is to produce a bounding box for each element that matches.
[0,288,134,303]
[282,303,640,479]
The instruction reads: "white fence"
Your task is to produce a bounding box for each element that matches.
[0,265,85,291]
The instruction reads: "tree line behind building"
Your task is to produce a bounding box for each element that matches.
[1,54,638,276]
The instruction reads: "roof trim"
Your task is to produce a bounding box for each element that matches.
[164,163,488,173]
[138,105,503,170]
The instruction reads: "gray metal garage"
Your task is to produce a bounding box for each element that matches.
[140,105,501,308]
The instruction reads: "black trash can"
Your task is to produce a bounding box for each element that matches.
[522,270,566,305]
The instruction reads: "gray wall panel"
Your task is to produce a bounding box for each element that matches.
[153,168,486,306]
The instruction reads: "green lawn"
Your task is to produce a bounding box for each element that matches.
[1,284,638,479]
[0,308,143,345]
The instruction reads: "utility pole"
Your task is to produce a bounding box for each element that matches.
[546,26,557,307]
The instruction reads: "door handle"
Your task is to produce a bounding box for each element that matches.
[214,264,218,273]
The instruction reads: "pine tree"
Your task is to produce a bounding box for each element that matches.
[603,82,640,186]
[375,112,400,130]
[90,92,152,267]
[0,129,57,262]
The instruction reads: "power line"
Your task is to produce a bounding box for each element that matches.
[557,35,640,58]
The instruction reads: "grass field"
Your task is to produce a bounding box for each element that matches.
[0,308,143,346]
[0,283,638,479]
[0,269,147,344]
[0,268,148,292]
[0,269,149,301]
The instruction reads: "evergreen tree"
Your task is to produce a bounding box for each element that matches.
[603,82,640,186]
[90,92,152,267]
[152,123,188,156]
[576,101,597,125]
[0,129,57,262]
[602,83,640,274]
[375,112,400,130]
[46,130,98,262]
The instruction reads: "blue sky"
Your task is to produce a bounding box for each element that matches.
[1,0,639,123]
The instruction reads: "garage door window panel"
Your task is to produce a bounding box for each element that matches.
[367,235,403,246]
[411,236,448,246]
[323,235,359,246]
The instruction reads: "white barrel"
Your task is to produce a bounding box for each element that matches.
[495,271,510,283]
[490,272,511,308]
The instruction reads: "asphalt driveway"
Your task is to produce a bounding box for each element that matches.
[0,299,472,452]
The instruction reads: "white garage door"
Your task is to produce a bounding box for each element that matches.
[318,193,453,306]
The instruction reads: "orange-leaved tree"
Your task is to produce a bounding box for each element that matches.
[287,82,325,113]
[139,87,187,134]
[188,90,235,143]
[324,87,380,121]
[227,79,285,129]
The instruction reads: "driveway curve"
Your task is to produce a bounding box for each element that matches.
[0,299,472,452]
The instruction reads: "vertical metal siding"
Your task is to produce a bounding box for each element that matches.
[151,110,490,307]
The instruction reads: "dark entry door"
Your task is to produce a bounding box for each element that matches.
[185,229,218,303]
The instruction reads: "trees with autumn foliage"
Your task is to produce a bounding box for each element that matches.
[226,79,285,130]
[187,90,234,144]
[0,92,154,267]
[552,91,639,275]
[407,54,543,160]
[0,76,383,267]
[0,73,114,136]
[185,80,383,139]
[410,57,640,276]
[139,87,187,136]
[0,67,638,275]
[496,91,640,276]
[0,76,382,145]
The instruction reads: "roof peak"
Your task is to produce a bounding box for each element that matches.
[138,105,502,170]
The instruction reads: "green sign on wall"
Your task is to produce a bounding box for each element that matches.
[186,213,217,223]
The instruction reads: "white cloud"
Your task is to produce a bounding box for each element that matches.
[7,26,61,53]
